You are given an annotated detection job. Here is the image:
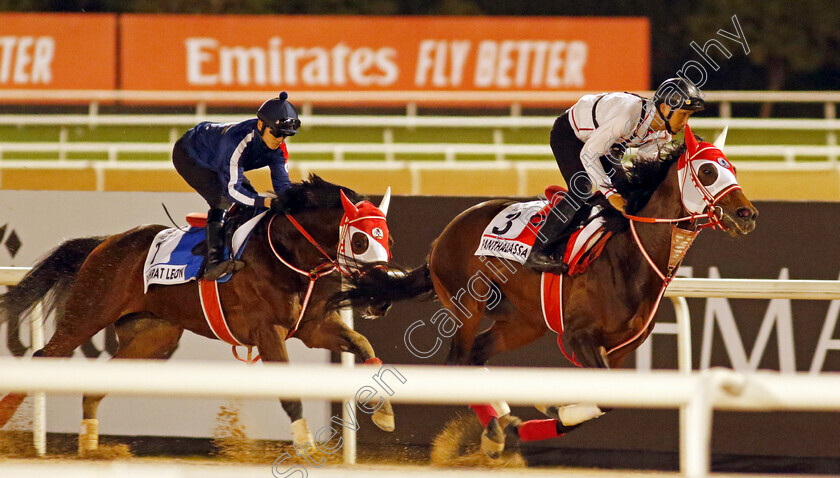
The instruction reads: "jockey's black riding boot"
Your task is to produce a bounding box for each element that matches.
[524,195,579,273]
[203,208,232,281]
[223,220,246,273]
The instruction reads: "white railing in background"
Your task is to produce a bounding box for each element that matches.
[0,89,837,164]
[0,114,837,163]
[0,158,836,198]
[1,142,838,164]
[4,266,840,477]
[1,89,838,115]
[0,114,837,130]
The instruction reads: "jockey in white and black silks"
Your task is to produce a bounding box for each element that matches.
[172,91,300,280]
[524,77,706,272]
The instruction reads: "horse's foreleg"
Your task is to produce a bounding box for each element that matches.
[295,320,395,432]
[567,328,610,369]
[256,325,315,450]
[79,316,183,455]
[526,327,609,434]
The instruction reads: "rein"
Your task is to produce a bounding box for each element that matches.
[606,166,737,356]
[267,213,339,339]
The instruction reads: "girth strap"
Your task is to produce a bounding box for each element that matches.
[198,279,245,346]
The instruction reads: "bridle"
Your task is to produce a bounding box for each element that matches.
[226,212,342,364]
[604,146,741,357]
[623,143,741,280]
[265,213,346,338]
[337,214,392,275]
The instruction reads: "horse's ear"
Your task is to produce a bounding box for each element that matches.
[683,124,699,155]
[379,187,391,216]
[712,126,728,152]
[340,190,358,216]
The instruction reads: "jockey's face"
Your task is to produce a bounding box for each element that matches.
[257,119,286,150]
[658,104,695,133]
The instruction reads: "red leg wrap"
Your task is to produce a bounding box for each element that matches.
[0,393,27,428]
[517,419,563,442]
[364,357,383,365]
[469,404,499,427]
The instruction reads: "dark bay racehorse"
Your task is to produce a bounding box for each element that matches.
[337,127,758,456]
[0,175,397,454]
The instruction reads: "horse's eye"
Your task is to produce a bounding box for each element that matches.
[351,232,369,254]
[701,166,714,175]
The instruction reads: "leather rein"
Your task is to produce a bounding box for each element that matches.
[266,213,343,339]
[603,167,739,357]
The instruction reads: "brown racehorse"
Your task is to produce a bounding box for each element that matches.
[0,175,397,454]
[337,127,758,456]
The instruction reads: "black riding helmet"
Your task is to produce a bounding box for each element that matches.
[652,78,705,134]
[257,91,300,137]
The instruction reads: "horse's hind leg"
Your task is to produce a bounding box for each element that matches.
[79,315,183,455]
[1,287,132,427]
[464,317,546,458]
[294,317,396,433]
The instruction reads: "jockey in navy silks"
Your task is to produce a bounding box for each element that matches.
[524,78,706,272]
[172,91,300,280]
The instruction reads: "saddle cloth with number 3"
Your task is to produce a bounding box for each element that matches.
[473,187,612,275]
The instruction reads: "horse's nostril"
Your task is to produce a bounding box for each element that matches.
[737,207,754,219]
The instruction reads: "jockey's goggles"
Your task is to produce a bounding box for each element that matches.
[268,118,301,137]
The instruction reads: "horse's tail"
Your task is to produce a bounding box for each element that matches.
[329,262,435,310]
[1,237,105,330]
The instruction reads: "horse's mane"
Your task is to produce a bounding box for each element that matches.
[609,135,697,215]
[275,174,365,215]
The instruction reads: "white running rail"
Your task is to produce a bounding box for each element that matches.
[2,359,840,478]
[3,267,840,477]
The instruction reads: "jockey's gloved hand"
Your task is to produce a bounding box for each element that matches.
[263,193,292,212]
[608,142,627,162]
[607,194,627,213]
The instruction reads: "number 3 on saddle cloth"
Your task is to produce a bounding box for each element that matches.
[473,186,613,366]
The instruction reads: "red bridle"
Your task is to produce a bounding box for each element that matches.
[266,213,343,338]
[605,138,741,357]
[265,206,390,338]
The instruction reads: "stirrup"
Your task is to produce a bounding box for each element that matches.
[203,261,233,281]
[524,250,567,274]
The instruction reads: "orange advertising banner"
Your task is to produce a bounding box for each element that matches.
[0,13,116,90]
[121,15,649,96]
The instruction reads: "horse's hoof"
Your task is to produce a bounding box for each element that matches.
[499,414,522,439]
[556,403,605,426]
[291,418,315,449]
[78,418,99,455]
[480,417,505,459]
[535,404,562,420]
[372,401,395,432]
